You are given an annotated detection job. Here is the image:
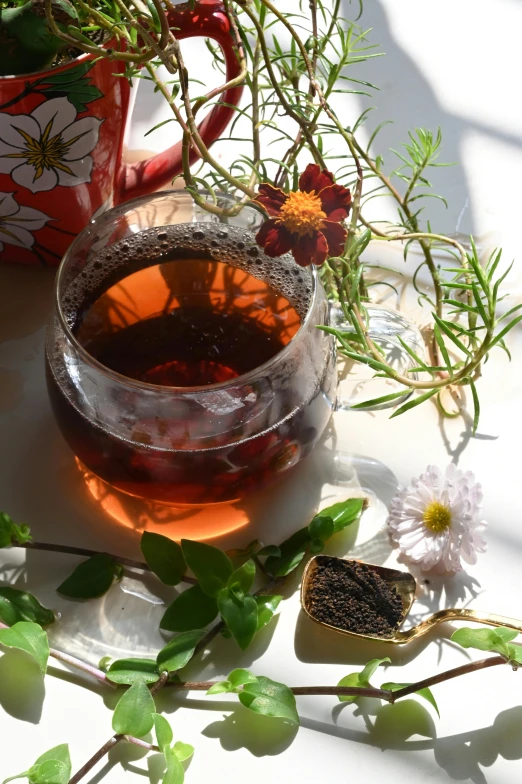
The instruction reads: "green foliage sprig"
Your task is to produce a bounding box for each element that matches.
[39,0,520,428]
[1,507,522,784]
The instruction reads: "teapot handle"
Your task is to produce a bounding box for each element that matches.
[116,0,243,204]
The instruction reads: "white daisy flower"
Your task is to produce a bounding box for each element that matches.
[387,464,487,574]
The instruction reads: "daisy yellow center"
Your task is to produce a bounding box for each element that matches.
[278,190,326,237]
[422,501,452,533]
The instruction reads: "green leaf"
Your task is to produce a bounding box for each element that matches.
[389,388,438,418]
[318,498,365,533]
[257,545,281,557]
[218,589,258,651]
[381,681,440,717]
[206,680,232,695]
[309,538,325,554]
[153,713,173,752]
[6,745,72,784]
[255,595,283,632]
[434,324,453,373]
[505,644,522,665]
[0,587,54,626]
[337,657,390,703]
[264,528,310,577]
[28,760,68,784]
[112,680,155,737]
[163,747,185,784]
[0,621,49,674]
[308,515,334,543]
[160,584,218,632]
[229,668,258,690]
[140,532,186,586]
[172,741,194,762]
[432,313,472,357]
[451,626,519,651]
[350,390,410,410]
[0,512,31,548]
[468,378,480,435]
[239,676,299,725]
[106,658,159,685]
[6,746,72,784]
[156,629,205,673]
[228,559,256,596]
[490,315,522,349]
[336,672,361,704]
[57,554,120,599]
[181,540,233,597]
[360,657,391,683]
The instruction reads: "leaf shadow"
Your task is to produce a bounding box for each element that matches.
[0,649,45,723]
[202,705,299,757]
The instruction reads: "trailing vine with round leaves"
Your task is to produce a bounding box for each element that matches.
[1,507,522,783]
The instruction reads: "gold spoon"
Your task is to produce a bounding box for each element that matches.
[301,555,522,645]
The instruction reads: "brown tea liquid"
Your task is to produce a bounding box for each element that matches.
[46,224,335,504]
[75,258,301,386]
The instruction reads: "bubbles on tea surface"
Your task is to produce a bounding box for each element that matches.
[61,223,313,329]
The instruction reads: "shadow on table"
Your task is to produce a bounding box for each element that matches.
[304,700,522,784]
[202,706,298,757]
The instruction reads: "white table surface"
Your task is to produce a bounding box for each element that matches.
[2,1,522,782]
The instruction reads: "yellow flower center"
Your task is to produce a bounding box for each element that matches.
[278,190,326,237]
[423,501,452,533]
[6,120,84,181]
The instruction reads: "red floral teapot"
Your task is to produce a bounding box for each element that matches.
[0,0,243,265]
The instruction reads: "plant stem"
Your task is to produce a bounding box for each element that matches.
[124,736,160,751]
[389,655,507,700]
[49,646,113,686]
[69,735,123,784]
[169,655,509,702]
[0,621,112,685]
[14,540,197,584]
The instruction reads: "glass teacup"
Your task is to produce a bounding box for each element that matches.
[45,191,422,505]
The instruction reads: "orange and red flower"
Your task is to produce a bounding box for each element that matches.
[254,164,352,267]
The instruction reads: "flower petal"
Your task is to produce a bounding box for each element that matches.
[31,97,77,138]
[254,183,288,216]
[0,113,40,150]
[61,117,102,160]
[0,222,35,249]
[319,183,352,221]
[56,157,93,187]
[299,164,334,194]
[8,204,51,230]
[11,163,58,193]
[292,231,328,267]
[0,157,20,176]
[0,192,18,218]
[320,220,347,256]
[256,218,294,257]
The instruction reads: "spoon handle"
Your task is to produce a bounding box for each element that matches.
[442,608,522,632]
[398,608,522,643]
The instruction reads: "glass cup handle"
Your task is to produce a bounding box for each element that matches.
[328,302,426,412]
